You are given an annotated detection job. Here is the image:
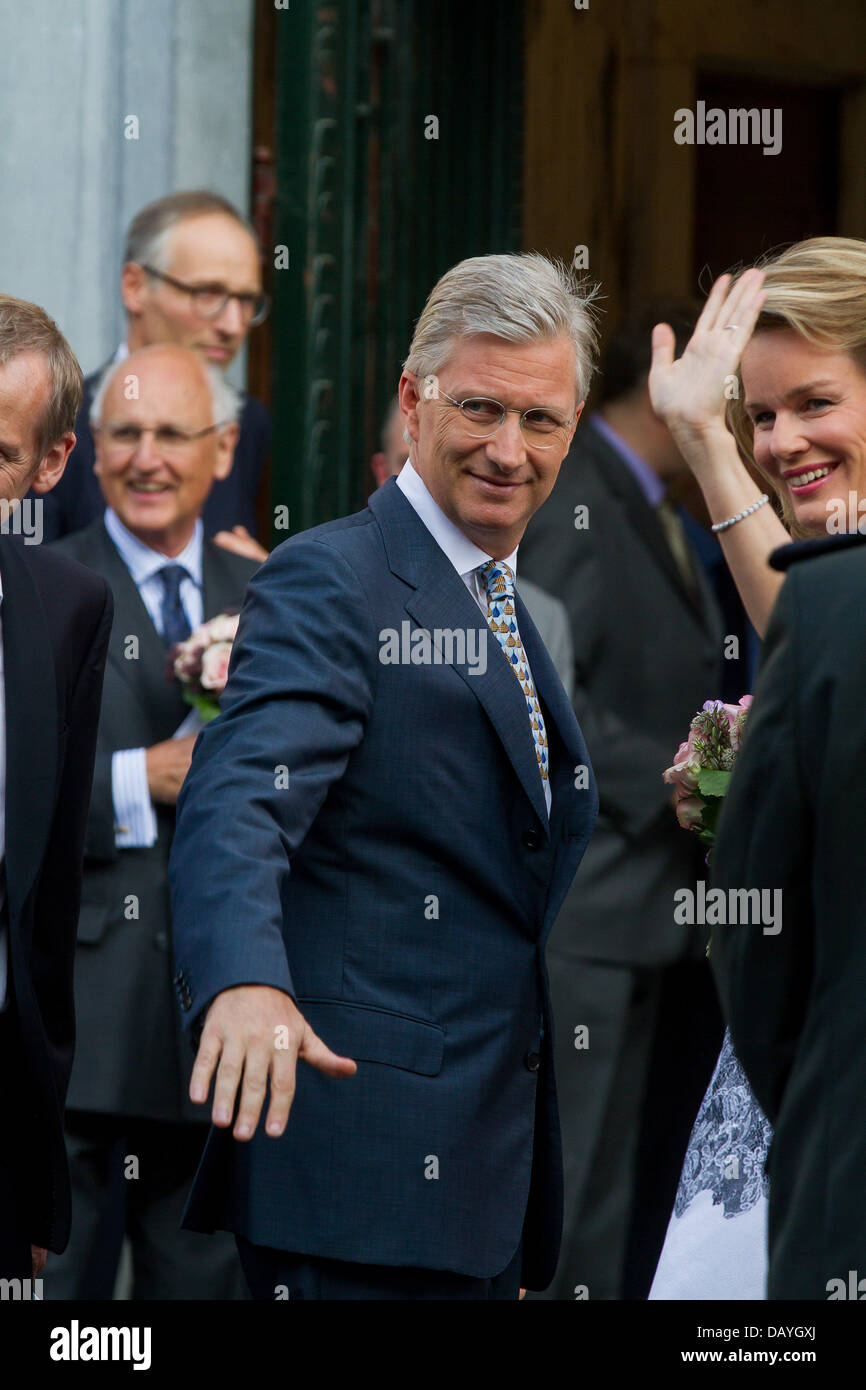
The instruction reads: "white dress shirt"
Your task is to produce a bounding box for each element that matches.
[104,508,204,848]
[396,460,551,815]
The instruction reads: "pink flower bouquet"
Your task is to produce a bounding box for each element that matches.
[663,695,753,847]
[168,611,240,722]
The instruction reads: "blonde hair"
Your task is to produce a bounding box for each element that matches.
[725,237,866,536]
[404,253,600,405]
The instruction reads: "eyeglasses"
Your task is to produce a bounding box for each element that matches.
[140,265,270,326]
[95,422,229,457]
[435,390,577,448]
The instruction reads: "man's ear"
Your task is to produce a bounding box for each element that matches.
[29,432,75,494]
[121,262,149,317]
[370,452,389,488]
[565,400,586,449]
[397,372,421,445]
[213,421,239,480]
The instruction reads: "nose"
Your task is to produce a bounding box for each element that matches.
[214,296,246,338]
[768,411,809,462]
[485,410,527,470]
[130,428,162,468]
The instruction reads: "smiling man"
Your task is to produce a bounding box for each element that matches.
[169,252,600,1301]
[33,191,271,553]
[45,343,260,1299]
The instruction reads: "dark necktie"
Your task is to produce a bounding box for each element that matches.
[158,564,192,647]
[656,497,698,599]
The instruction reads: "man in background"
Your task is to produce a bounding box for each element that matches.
[32,190,271,560]
[44,344,259,1299]
[0,295,112,1285]
[519,305,726,1300]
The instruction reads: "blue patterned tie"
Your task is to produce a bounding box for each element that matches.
[478,560,549,785]
[158,564,192,647]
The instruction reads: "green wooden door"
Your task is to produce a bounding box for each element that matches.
[269,0,523,537]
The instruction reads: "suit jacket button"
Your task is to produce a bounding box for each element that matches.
[521,829,541,851]
[524,1051,541,1072]
[154,931,168,950]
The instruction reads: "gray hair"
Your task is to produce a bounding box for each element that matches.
[124,190,257,273]
[89,356,240,430]
[404,253,600,404]
[0,294,83,461]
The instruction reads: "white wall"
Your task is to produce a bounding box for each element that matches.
[0,0,255,383]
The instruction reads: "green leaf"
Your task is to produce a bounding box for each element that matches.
[697,769,732,799]
[183,689,221,723]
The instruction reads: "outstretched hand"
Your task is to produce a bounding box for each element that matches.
[649,268,767,447]
[190,985,357,1140]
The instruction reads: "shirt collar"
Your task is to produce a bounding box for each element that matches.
[590,413,666,509]
[395,459,519,581]
[103,507,203,589]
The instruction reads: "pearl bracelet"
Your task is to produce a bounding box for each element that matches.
[711,493,770,533]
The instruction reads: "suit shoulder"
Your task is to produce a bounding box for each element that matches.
[202,540,261,587]
[770,530,866,572]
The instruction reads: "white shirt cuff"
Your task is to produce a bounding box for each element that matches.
[112,748,158,848]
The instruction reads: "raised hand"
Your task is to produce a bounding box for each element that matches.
[649,269,766,447]
[190,984,357,1140]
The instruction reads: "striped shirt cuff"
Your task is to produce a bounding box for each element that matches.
[112,748,158,848]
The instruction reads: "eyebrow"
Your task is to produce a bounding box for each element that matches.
[745,380,839,411]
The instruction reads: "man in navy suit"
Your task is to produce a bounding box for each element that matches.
[30,191,271,556]
[170,252,600,1299]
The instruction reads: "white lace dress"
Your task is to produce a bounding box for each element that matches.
[649,1028,771,1300]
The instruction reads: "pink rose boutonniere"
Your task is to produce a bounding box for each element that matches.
[663,695,753,848]
[168,611,240,723]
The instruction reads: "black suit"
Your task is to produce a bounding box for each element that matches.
[44,518,259,1299]
[712,531,866,1299]
[518,418,725,1299]
[0,538,111,1280]
[29,367,271,542]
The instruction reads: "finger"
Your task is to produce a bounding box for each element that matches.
[695,273,732,335]
[189,1027,222,1105]
[233,1043,271,1140]
[649,322,676,373]
[211,1038,246,1127]
[264,1045,299,1137]
[300,1024,358,1078]
[232,526,252,538]
[717,268,765,341]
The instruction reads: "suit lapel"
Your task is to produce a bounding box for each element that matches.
[590,428,709,626]
[89,520,188,734]
[201,541,249,620]
[0,540,58,920]
[372,479,579,835]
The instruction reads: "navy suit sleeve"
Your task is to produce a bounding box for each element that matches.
[710,573,813,1124]
[169,534,379,1035]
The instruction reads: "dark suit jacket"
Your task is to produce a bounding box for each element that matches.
[31,367,271,542]
[169,475,598,1287]
[51,519,259,1123]
[518,419,725,965]
[0,537,111,1252]
[711,531,866,1299]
